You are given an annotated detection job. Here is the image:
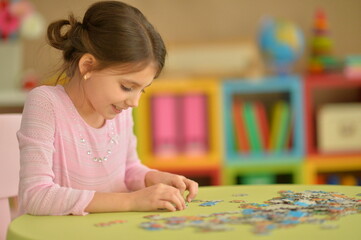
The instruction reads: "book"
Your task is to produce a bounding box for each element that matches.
[326,174,341,185]
[269,101,291,152]
[341,174,358,185]
[232,96,249,152]
[253,101,270,151]
[284,115,294,150]
[151,95,179,157]
[181,94,208,155]
[243,102,262,153]
[316,174,326,184]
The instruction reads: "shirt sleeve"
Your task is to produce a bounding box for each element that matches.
[124,109,153,191]
[17,87,95,216]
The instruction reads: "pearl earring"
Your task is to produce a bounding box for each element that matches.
[83,74,89,80]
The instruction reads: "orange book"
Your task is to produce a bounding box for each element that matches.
[317,174,326,184]
[232,96,249,152]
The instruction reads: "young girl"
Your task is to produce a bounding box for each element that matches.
[17,1,198,216]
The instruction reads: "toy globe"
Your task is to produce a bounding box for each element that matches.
[258,17,304,75]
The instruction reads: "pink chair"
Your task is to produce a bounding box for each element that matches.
[0,114,21,240]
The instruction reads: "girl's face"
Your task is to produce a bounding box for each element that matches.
[82,63,156,120]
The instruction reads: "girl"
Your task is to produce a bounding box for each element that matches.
[17,1,198,216]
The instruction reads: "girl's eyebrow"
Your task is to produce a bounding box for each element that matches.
[123,80,152,88]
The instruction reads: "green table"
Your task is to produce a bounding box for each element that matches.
[7,185,361,240]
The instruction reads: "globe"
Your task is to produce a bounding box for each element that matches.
[259,17,304,75]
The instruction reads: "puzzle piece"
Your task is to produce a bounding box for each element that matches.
[94,219,126,227]
[232,193,248,197]
[199,200,223,207]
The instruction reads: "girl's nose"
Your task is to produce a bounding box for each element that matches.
[126,93,141,108]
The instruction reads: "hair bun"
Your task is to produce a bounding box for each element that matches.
[47,14,83,50]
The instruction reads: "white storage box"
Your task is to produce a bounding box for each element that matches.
[318,103,361,153]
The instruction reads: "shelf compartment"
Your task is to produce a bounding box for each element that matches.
[304,74,361,155]
[134,78,222,169]
[222,75,304,163]
[305,155,361,184]
[223,160,304,185]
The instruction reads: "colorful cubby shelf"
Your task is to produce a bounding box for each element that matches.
[132,74,361,186]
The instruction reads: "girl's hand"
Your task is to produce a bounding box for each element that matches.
[145,171,199,203]
[128,183,186,212]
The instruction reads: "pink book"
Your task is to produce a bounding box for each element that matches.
[151,95,179,156]
[181,94,208,155]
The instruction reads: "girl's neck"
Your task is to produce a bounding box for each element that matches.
[63,77,106,129]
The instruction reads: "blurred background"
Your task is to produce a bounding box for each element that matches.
[1,0,361,186]
[14,0,361,79]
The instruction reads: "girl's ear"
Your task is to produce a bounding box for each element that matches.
[78,53,96,76]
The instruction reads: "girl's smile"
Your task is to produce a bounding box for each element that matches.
[112,104,123,114]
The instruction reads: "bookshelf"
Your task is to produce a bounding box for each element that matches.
[304,74,361,185]
[133,74,361,186]
[134,78,222,186]
[222,75,304,185]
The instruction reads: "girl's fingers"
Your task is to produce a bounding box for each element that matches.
[160,186,186,211]
[159,200,177,212]
[184,179,199,202]
[170,189,186,210]
[172,177,187,195]
[176,190,187,210]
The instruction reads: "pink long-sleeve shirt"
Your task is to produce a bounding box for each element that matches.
[17,85,151,216]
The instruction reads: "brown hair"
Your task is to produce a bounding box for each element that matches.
[47,1,166,81]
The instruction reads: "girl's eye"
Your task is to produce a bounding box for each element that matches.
[121,85,132,91]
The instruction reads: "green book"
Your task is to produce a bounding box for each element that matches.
[243,102,262,153]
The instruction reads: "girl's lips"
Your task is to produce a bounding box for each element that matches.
[112,104,122,114]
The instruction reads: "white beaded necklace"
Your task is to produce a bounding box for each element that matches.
[70,107,119,163]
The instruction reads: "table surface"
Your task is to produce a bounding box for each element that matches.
[7,184,361,240]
